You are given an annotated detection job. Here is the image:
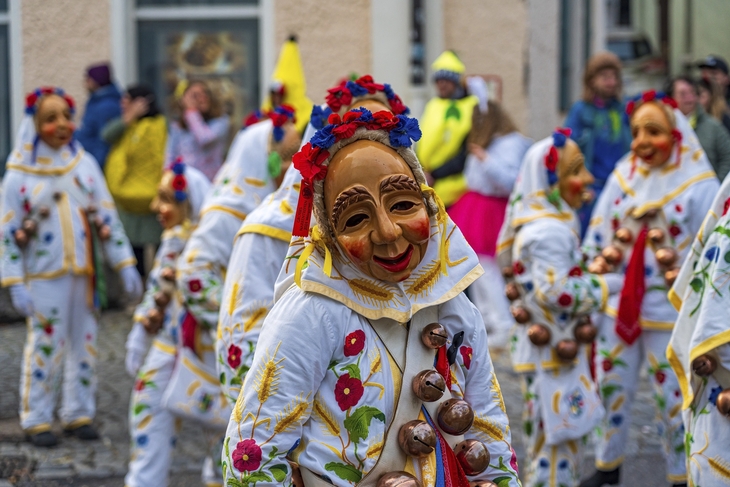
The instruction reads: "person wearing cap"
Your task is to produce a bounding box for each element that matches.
[417,50,478,208]
[698,55,730,105]
[76,62,122,168]
[564,52,632,237]
[668,75,730,181]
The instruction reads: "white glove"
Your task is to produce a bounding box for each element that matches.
[602,273,624,295]
[120,266,144,301]
[125,322,150,377]
[9,284,34,317]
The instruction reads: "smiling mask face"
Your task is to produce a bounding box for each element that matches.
[324,140,430,283]
[35,95,75,150]
[557,140,595,209]
[630,102,675,168]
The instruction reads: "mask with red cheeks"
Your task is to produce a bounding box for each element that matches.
[150,171,189,229]
[324,140,430,283]
[35,94,75,150]
[557,140,595,209]
[630,102,676,168]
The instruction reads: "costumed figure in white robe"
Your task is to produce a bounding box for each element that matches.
[667,174,730,487]
[0,87,143,447]
[222,107,520,487]
[581,90,719,487]
[496,129,621,487]
[123,161,213,487]
[216,75,411,407]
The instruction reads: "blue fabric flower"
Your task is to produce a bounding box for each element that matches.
[383,84,395,100]
[174,190,187,202]
[538,458,550,468]
[547,170,558,186]
[272,125,285,143]
[709,385,723,405]
[310,125,336,149]
[309,105,332,130]
[644,266,653,277]
[43,232,53,244]
[79,361,89,370]
[553,131,568,147]
[172,162,185,175]
[389,115,422,147]
[349,107,373,123]
[558,459,569,470]
[33,370,44,380]
[137,434,149,446]
[705,246,720,262]
[524,281,534,292]
[346,80,368,97]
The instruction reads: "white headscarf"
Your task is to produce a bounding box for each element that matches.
[184,165,212,223]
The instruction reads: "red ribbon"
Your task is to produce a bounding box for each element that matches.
[615,226,648,345]
[292,179,314,237]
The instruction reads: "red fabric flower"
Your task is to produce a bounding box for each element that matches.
[227,344,242,368]
[544,146,559,172]
[25,92,39,109]
[602,359,613,372]
[134,379,145,392]
[334,373,364,411]
[612,217,620,231]
[626,100,635,116]
[188,279,202,293]
[344,330,366,357]
[568,266,583,277]
[172,174,187,192]
[325,85,352,112]
[663,97,678,109]
[368,111,398,131]
[343,111,361,123]
[232,439,262,472]
[355,75,385,93]
[292,143,330,182]
[513,261,525,275]
[723,197,730,216]
[459,346,473,370]
[388,95,407,115]
[641,90,657,103]
[43,325,53,335]
[328,113,342,125]
[558,293,573,307]
[655,370,666,384]
[269,111,288,127]
[669,224,681,237]
[40,87,54,95]
[671,129,682,145]
[332,122,358,140]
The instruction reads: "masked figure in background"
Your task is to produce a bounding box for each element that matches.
[417,50,478,209]
[123,161,211,487]
[582,91,720,487]
[451,76,532,348]
[496,129,620,486]
[216,75,410,407]
[222,108,520,487]
[667,175,730,487]
[0,87,143,447]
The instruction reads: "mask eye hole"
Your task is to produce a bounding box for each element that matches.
[345,214,368,228]
[391,201,415,212]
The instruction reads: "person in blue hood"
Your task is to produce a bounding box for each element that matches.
[76,63,122,168]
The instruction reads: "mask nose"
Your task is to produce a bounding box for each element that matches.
[371,208,401,245]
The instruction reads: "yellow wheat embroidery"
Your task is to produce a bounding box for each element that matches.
[347,278,395,305]
[472,414,505,442]
[552,391,561,414]
[579,374,592,391]
[611,395,625,412]
[292,183,301,192]
[245,177,266,187]
[366,438,384,460]
[273,395,310,435]
[490,378,506,414]
[232,185,245,195]
[233,390,245,423]
[567,440,578,455]
[668,403,681,418]
[138,415,152,430]
[534,432,545,455]
[244,307,268,332]
[406,260,441,299]
[369,349,382,376]
[255,343,284,404]
[2,210,14,224]
[708,456,730,480]
[693,150,703,162]
[312,400,340,437]
[280,200,293,214]
[228,282,239,316]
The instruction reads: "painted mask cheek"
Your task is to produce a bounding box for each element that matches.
[339,234,370,263]
[400,212,431,243]
[568,178,584,195]
[41,123,57,137]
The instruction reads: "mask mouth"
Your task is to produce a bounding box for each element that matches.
[373,244,414,273]
[580,189,595,203]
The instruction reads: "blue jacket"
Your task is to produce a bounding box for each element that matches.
[76,84,122,167]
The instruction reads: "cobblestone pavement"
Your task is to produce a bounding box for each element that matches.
[0,311,670,486]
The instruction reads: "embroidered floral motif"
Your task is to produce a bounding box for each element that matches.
[343,330,365,357]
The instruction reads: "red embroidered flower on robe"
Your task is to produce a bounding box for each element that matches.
[558,293,573,307]
[227,344,242,368]
[669,224,682,237]
[513,261,525,275]
[188,279,202,293]
[334,373,364,411]
[344,330,365,357]
[232,438,262,472]
[568,266,583,277]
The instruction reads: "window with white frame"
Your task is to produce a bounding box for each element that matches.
[135,0,261,127]
[0,0,11,175]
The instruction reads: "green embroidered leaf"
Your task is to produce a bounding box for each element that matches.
[268,445,279,459]
[725,250,730,264]
[227,478,245,487]
[612,358,628,368]
[340,364,361,380]
[220,372,226,385]
[80,377,90,386]
[713,225,730,238]
[236,365,250,377]
[224,436,231,459]
[244,471,272,483]
[600,384,622,399]
[493,476,513,487]
[40,345,53,357]
[343,406,385,442]
[270,463,288,482]
[524,419,533,436]
[324,462,362,482]
[230,376,243,386]
[690,277,704,293]
[133,403,150,415]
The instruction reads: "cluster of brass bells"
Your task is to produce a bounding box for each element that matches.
[141,266,176,334]
[654,247,679,287]
[555,339,578,361]
[574,317,598,343]
[437,399,475,436]
[13,204,53,249]
[454,439,490,475]
[527,324,551,346]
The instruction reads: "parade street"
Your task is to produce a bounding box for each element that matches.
[0,310,668,487]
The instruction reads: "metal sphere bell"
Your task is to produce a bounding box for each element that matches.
[691,354,717,377]
[505,282,520,301]
[655,247,679,267]
[153,291,171,309]
[555,339,579,361]
[717,389,730,417]
[421,323,448,349]
[510,306,531,324]
[97,224,112,241]
[22,218,37,237]
[614,227,633,244]
[160,267,176,282]
[501,266,514,279]
[454,439,490,475]
[527,324,551,346]
[601,245,623,266]
[574,322,598,344]
[412,370,446,402]
[647,228,665,244]
[664,268,679,287]
[437,399,475,436]
[38,206,51,219]
[587,256,610,275]
[376,472,422,487]
[14,229,29,248]
[146,308,163,334]
[398,420,437,457]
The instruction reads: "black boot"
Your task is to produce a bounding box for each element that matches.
[27,431,58,447]
[579,467,620,487]
[63,424,99,440]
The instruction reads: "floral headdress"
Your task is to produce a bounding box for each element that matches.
[269,104,296,142]
[25,86,76,116]
[544,127,572,206]
[626,90,683,167]
[169,157,188,202]
[325,75,409,117]
[243,109,268,128]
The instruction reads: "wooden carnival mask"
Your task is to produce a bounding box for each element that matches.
[35,95,75,150]
[557,139,594,209]
[630,101,675,168]
[150,171,190,230]
[324,140,431,283]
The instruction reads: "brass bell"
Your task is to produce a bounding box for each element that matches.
[601,245,623,266]
[160,267,176,282]
[643,209,659,220]
[454,439,490,475]
[86,204,98,215]
[412,370,446,402]
[527,324,551,346]
[655,247,678,267]
[510,306,531,324]
[153,291,171,309]
[614,227,633,244]
[97,224,112,241]
[22,218,37,237]
[52,191,62,201]
[501,266,514,279]
[38,206,50,219]
[505,282,520,301]
[664,268,680,287]
[574,321,598,343]
[376,472,422,487]
[587,256,610,275]
[555,339,579,361]
[437,399,475,436]
[647,228,665,245]
[691,354,717,377]
[398,420,437,457]
[421,323,448,349]
[146,308,163,334]
[717,389,730,417]
[14,228,29,248]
